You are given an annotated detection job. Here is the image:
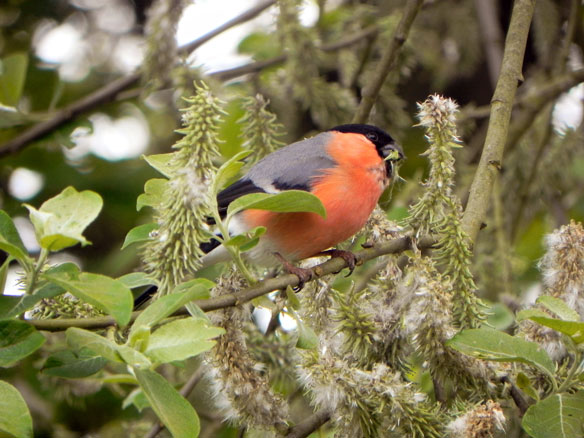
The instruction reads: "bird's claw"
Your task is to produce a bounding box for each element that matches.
[273,252,313,291]
[288,266,313,291]
[321,249,358,276]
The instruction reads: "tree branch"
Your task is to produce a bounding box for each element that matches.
[461,0,536,243]
[351,0,423,124]
[180,0,276,57]
[0,0,277,158]
[473,0,504,89]
[285,410,331,438]
[459,69,584,121]
[28,235,435,332]
[210,25,379,81]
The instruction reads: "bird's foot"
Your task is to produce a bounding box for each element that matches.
[273,252,313,290]
[320,249,358,276]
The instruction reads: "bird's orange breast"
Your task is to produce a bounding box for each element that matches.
[243,132,388,260]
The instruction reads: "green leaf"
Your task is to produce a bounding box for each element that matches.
[42,348,108,378]
[486,302,515,330]
[516,308,549,322]
[25,187,103,251]
[143,153,179,178]
[211,150,251,196]
[118,272,156,289]
[516,372,539,401]
[0,380,33,438]
[522,391,584,438]
[524,316,584,344]
[224,226,266,252]
[122,223,159,250]
[447,328,555,374]
[7,281,65,318]
[0,104,30,128]
[117,345,152,368]
[123,387,150,412]
[43,271,133,326]
[0,296,20,318]
[285,285,301,310]
[227,190,327,219]
[536,296,579,321]
[137,179,168,211]
[0,257,10,295]
[237,31,280,60]
[0,319,45,367]
[0,52,28,106]
[145,318,224,364]
[0,210,30,265]
[171,278,214,298]
[134,368,200,438]
[66,327,123,363]
[129,278,213,341]
[296,318,318,350]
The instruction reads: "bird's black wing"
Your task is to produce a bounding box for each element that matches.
[217,178,267,218]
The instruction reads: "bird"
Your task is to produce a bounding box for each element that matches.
[200,123,404,285]
[134,123,403,307]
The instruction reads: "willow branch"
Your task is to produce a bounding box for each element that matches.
[461,0,535,243]
[180,0,276,56]
[351,0,423,124]
[459,69,584,122]
[473,0,504,89]
[28,235,435,332]
[211,25,378,81]
[285,410,331,438]
[0,0,276,158]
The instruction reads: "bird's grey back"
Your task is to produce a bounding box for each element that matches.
[247,131,335,191]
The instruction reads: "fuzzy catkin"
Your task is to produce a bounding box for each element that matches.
[519,220,584,360]
[205,271,289,432]
[142,82,223,295]
[408,94,484,328]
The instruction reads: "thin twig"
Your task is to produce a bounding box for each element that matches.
[180,0,276,57]
[473,0,504,89]
[500,375,529,416]
[509,106,554,240]
[0,0,276,158]
[351,0,423,124]
[28,235,435,332]
[461,0,536,243]
[144,366,206,438]
[285,410,331,438]
[459,69,584,122]
[211,25,379,81]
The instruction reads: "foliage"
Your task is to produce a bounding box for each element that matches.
[0,0,583,438]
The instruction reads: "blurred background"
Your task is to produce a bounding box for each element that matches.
[0,0,583,436]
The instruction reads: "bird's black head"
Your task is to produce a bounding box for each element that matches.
[329,123,404,162]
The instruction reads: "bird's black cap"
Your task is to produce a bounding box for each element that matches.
[329,123,403,160]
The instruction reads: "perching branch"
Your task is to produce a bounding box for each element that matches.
[28,235,436,332]
[351,0,423,124]
[0,0,277,158]
[285,410,331,438]
[461,0,536,243]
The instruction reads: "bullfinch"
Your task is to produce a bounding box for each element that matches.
[200,123,403,281]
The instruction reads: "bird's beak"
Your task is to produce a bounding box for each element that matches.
[380,142,404,178]
[381,142,404,162]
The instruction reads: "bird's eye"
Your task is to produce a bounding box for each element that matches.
[366,132,378,142]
